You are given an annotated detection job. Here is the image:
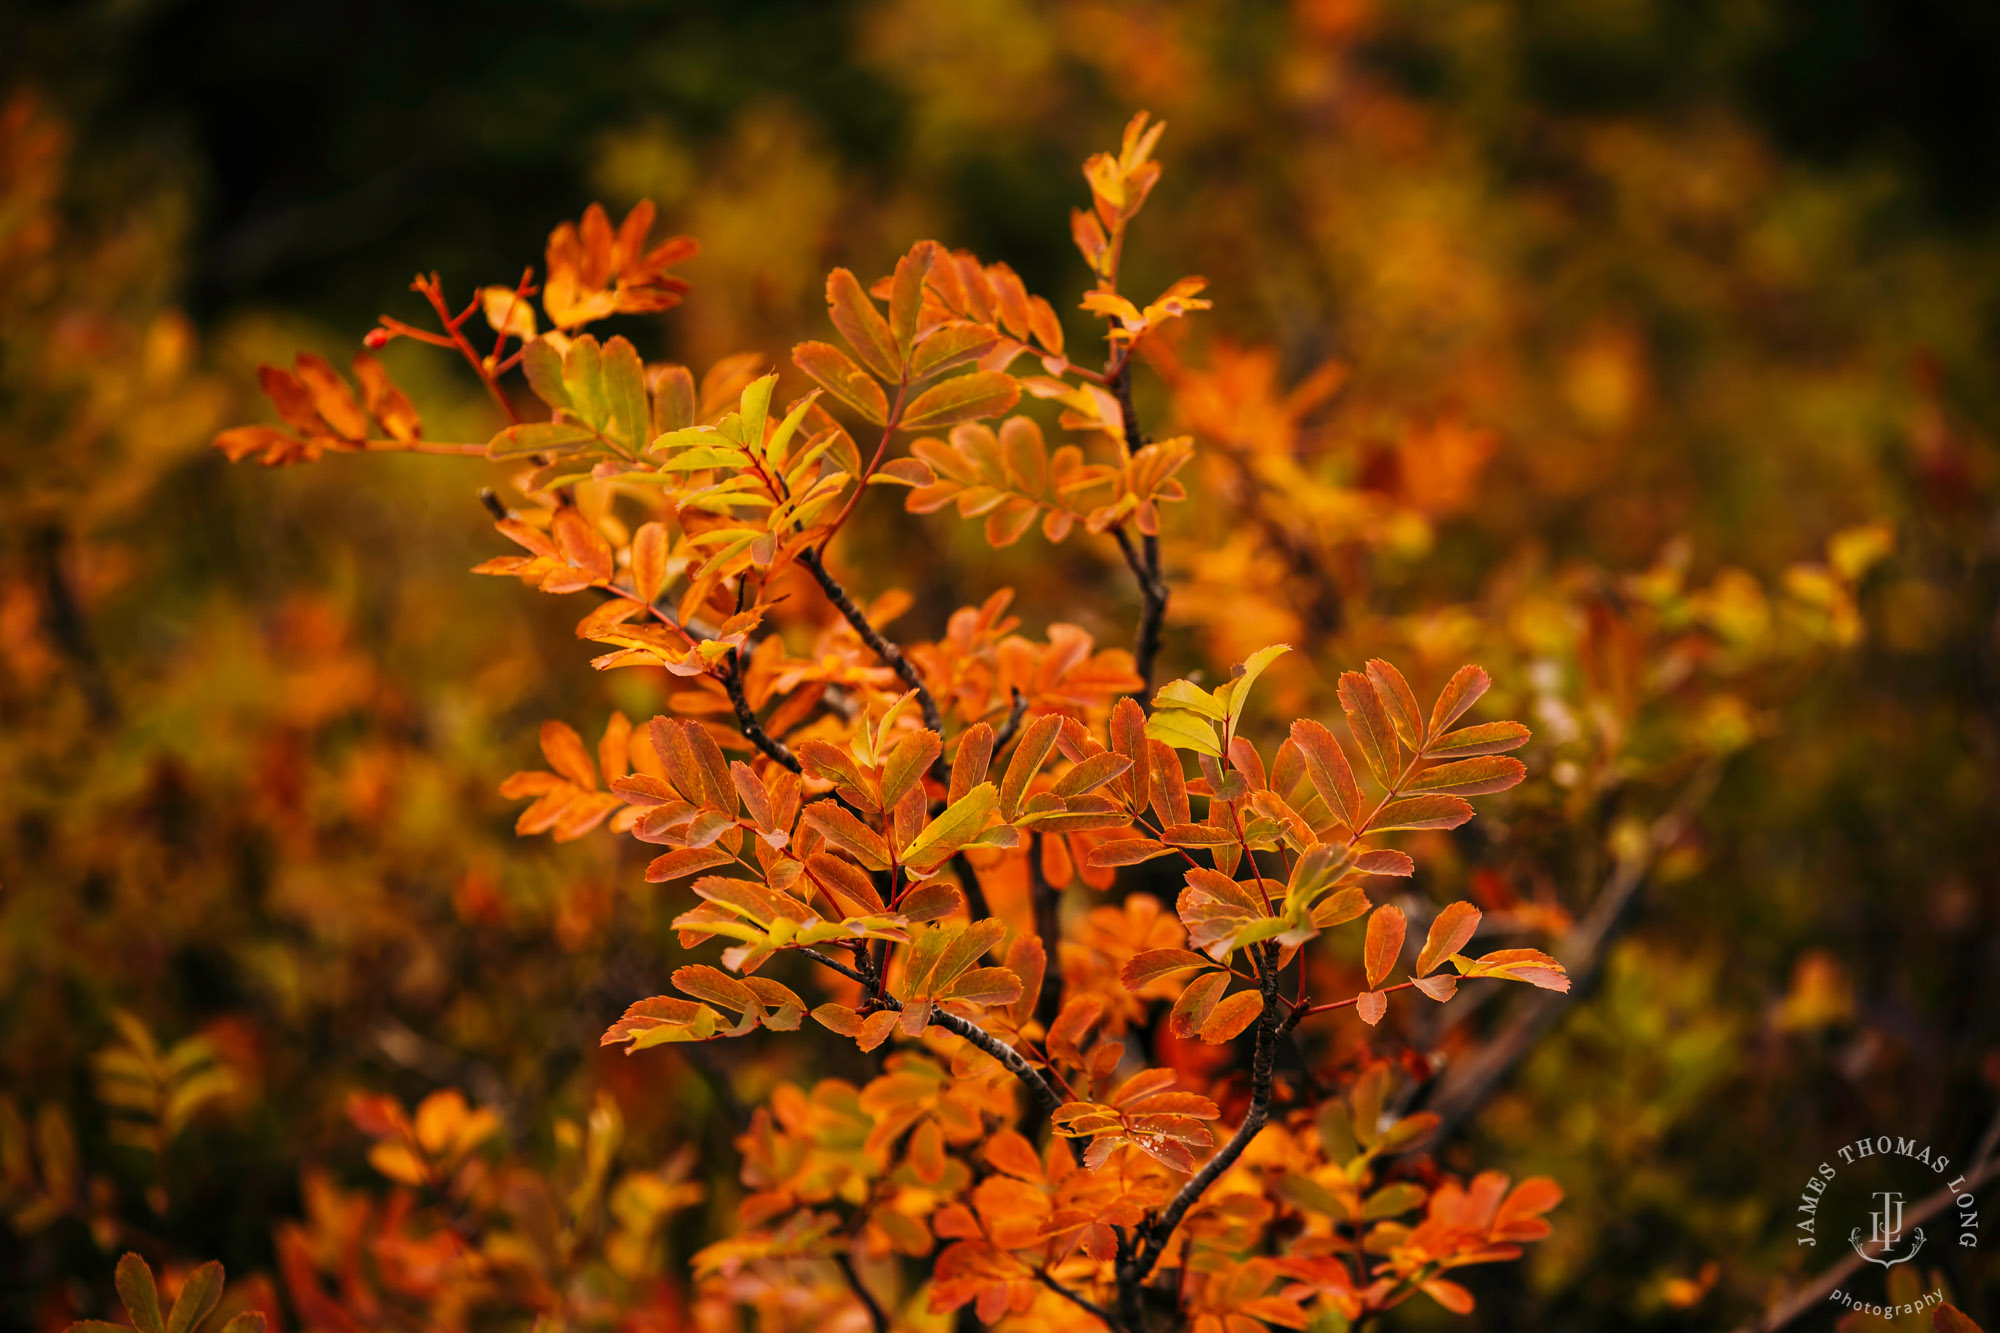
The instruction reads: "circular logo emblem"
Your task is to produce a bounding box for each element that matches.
[1794,1134,1984,1315]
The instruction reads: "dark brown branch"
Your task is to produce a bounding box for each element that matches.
[721,648,800,772]
[799,545,944,734]
[833,1252,890,1333]
[1129,945,1282,1284]
[927,1008,1063,1112]
[799,948,1062,1112]
[1028,835,1064,1027]
[1107,351,1145,458]
[1104,350,1169,700]
[1111,524,1169,703]
[993,686,1030,751]
[798,947,868,985]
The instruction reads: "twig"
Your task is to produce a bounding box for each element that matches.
[720,648,800,772]
[411,274,520,424]
[798,545,945,734]
[993,686,1030,751]
[798,947,869,985]
[1111,524,1168,702]
[1129,945,1282,1284]
[798,949,1062,1112]
[1034,1268,1118,1327]
[1104,353,1170,698]
[833,1252,890,1333]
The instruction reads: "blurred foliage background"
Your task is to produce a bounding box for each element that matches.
[3,0,1998,1329]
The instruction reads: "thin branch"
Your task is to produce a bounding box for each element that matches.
[411,274,520,424]
[1106,349,1145,459]
[798,947,869,985]
[1129,944,1282,1283]
[1111,524,1169,702]
[833,1252,890,1333]
[798,948,1062,1112]
[1099,341,1171,701]
[721,648,800,772]
[927,1008,1063,1112]
[1034,1268,1118,1327]
[798,545,945,735]
[993,686,1030,751]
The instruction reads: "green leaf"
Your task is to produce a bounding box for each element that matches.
[165,1262,224,1333]
[1221,643,1290,736]
[114,1254,164,1333]
[1153,678,1225,720]
[1362,1182,1428,1219]
[1143,709,1221,758]
[521,337,571,411]
[764,390,821,467]
[563,335,607,432]
[600,335,649,452]
[902,783,997,871]
[927,917,1008,995]
[654,445,754,472]
[737,373,776,455]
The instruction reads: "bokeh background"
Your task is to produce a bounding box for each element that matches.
[4,0,1999,1329]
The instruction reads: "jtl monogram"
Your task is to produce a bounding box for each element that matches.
[1852,1191,1926,1267]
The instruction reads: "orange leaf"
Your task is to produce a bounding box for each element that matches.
[826,267,900,380]
[792,340,887,424]
[1429,664,1492,739]
[1368,794,1475,832]
[900,372,1020,431]
[1416,902,1481,977]
[1198,989,1263,1043]
[1337,672,1398,785]
[1290,718,1362,829]
[540,720,597,789]
[1365,658,1425,752]
[1364,905,1405,989]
